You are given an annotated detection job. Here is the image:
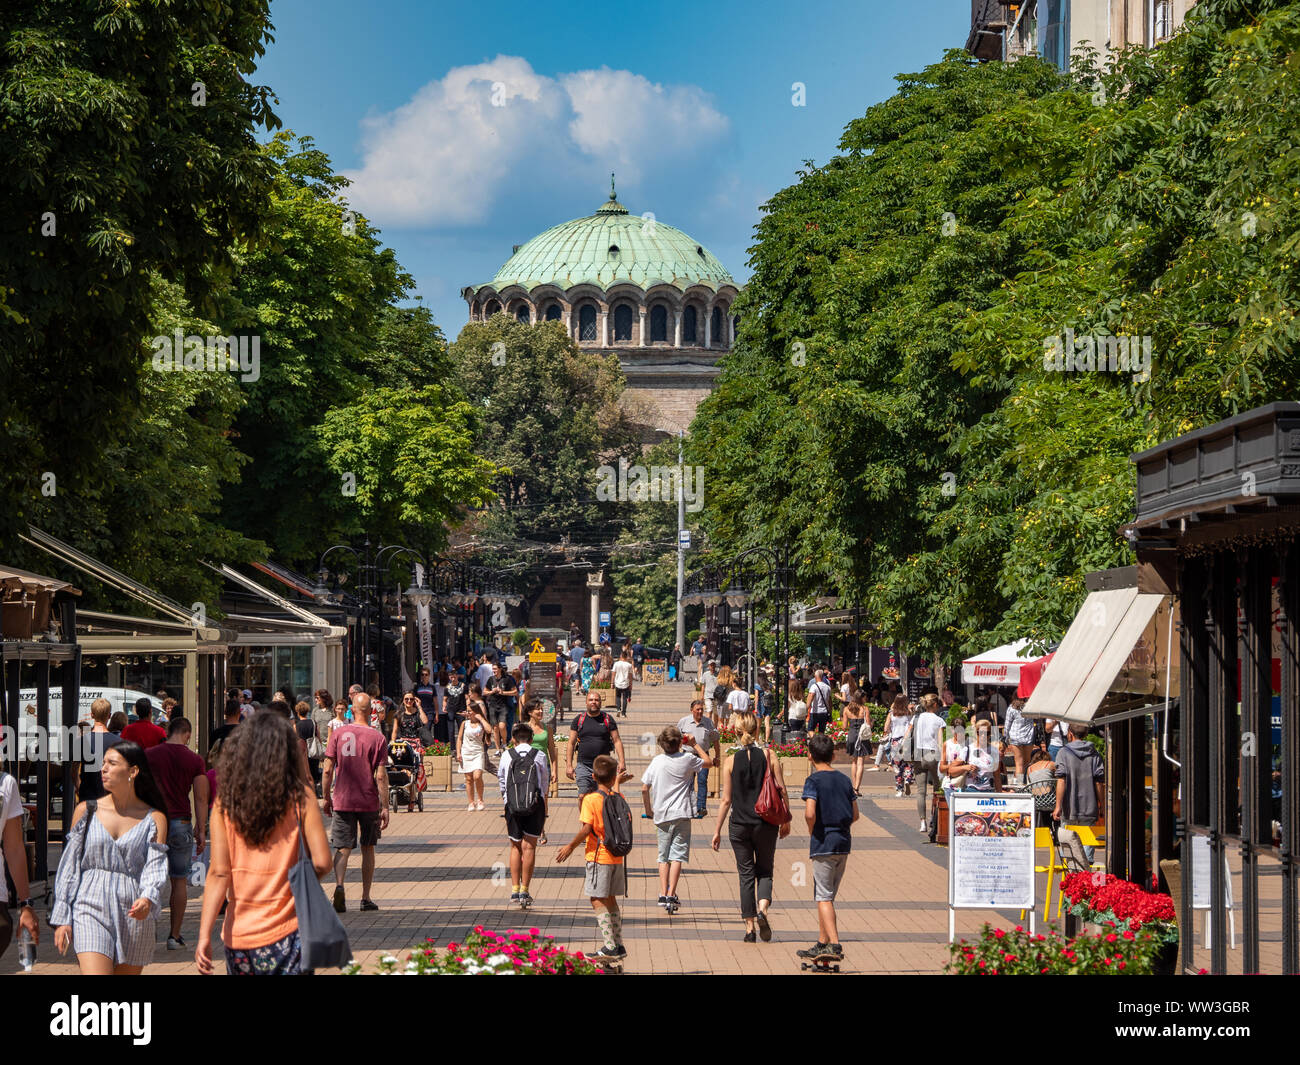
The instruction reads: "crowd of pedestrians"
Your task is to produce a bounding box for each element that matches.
[0,632,1105,976]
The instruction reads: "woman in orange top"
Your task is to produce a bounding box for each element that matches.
[195,713,331,975]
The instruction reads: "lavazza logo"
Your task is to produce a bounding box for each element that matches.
[975,798,1008,808]
[50,997,151,1045]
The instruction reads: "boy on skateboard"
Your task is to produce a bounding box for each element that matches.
[798,732,859,964]
[557,754,627,965]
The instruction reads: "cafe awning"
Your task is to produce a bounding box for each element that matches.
[1022,587,1167,724]
[961,639,1037,685]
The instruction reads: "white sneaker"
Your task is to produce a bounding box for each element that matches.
[920,821,928,832]
[894,789,903,798]
[466,803,475,811]
[166,935,186,951]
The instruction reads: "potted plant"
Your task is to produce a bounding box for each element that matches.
[346,926,602,975]
[511,627,530,653]
[1059,872,1179,973]
[947,922,1166,974]
[421,739,454,791]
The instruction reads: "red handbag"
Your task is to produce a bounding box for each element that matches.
[754,748,792,826]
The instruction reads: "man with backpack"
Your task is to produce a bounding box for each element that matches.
[567,691,627,797]
[499,722,550,907]
[556,754,632,964]
[806,669,834,735]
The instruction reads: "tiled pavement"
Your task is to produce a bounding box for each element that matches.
[5,683,1027,975]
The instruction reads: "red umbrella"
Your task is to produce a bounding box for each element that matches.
[1015,652,1055,699]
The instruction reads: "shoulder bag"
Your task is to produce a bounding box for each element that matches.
[754,748,792,826]
[288,801,352,970]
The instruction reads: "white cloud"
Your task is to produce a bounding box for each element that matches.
[343,56,730,227]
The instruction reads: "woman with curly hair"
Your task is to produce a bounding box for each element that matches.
[195,713,331,975]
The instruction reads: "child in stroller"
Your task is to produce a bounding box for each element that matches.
[387,739,427,812]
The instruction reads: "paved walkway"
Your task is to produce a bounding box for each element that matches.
[5,683,1023,975]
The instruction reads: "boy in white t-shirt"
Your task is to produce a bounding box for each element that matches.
[640,726,714,913]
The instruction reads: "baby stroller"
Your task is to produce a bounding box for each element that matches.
[387,739,426,812]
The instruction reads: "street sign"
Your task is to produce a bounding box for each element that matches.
[678,529,691,549]
[599,610,611,625]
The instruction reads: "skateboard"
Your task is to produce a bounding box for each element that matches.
[664,897,680,915]
[799,952,843,973]
[593,952,625,973]
[517,894,533,911]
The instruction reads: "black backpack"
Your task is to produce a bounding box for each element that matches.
[577,711,616,756]
[598,790,634,858]
[505,748,543,816]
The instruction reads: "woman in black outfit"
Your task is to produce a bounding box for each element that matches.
[711,711,790,943]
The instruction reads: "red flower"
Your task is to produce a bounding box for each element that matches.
[1106,933,1118,943]
[1118,961,1126,970]
[993,928,1005,939]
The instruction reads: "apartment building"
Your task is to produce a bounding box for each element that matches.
[966,0,1195,70]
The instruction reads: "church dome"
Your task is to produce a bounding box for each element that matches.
[472,185,735,295]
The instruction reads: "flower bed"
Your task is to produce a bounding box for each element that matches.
[769,738,808,758]
[421,740,452,757]
[1060,873,1178,944]
[947,923,1163,975]
[346,927,603,975]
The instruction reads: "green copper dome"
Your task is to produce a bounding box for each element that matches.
[476,185,735,294]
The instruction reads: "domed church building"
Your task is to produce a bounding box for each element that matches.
[462,179,741,433]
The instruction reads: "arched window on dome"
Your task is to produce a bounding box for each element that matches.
[650,305,668,343]
[683,306,698,344]
[515,304,530,324]
[614,305,633,342]
[711,307,723,347]
[579,305,597,342]
[545,304,562,322]
[485,300,502,318]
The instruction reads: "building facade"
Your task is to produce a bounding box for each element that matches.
[967,0,1195,70]
[462,182,741,434]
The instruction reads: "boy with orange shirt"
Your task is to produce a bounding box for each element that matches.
[556,754,627,962]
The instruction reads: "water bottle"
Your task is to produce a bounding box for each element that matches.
[18,925,35,972]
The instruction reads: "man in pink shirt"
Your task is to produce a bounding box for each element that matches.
[322,692,389,913]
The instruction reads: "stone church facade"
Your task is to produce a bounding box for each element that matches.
[462,183,741,435]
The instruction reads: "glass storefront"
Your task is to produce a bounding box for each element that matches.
[227,644,312,704]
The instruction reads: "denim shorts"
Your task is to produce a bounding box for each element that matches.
[166,819,195,878]
[656,818,691,863]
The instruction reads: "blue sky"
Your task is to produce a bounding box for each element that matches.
[256,0,971,335]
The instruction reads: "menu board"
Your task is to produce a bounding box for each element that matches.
[948,793,1036,909]
[528,652,558,705]
[644,659,667,686]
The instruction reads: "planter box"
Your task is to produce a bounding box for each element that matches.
[592,688,616,709]
[777,756,811,791]
[423,754,454,792]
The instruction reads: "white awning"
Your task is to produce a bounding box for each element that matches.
[1023,588,1167,724]
[961,639,1037,685]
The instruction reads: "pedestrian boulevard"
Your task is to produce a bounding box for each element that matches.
[5,683,1016,975]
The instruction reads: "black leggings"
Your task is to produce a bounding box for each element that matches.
[730,820,779,919]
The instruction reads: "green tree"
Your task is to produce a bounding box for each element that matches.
[21,277,256,611]
[217,134,444,566]
[316,385,500,554]
[448,316,642,579]
[691,51,1084,660]
[0,0,280,548]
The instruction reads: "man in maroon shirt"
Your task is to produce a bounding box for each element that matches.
[322,692,389,913]
[121,697,166,749]
[146,717,209,950]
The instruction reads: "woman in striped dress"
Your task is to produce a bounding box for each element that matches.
[51,741,169,973]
